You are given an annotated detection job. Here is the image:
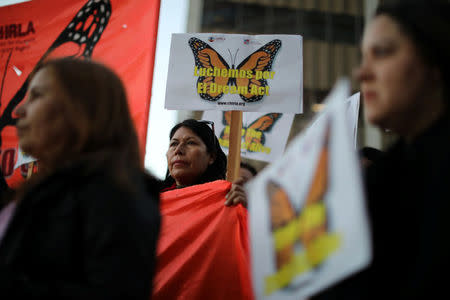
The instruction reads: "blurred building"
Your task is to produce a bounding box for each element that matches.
[183,0,386,171]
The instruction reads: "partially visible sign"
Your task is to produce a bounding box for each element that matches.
[14,146,36,169]
[248,80,371,300]
[203,110,294,162]
[309,92,360,149]
[165,33,302,113]
[346,92,360,148]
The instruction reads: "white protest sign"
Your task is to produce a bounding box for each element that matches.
[165,33,302,113]
[346,92,360,148]
[203,110,294,162]
[309,92,360,149]
[14,146,37,169]
[248,80,371,300]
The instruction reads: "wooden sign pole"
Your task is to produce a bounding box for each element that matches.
[27,161,34,179]
[226,110,243,182]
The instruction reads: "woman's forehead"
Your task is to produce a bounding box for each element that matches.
[29,67,55,89]
[172,126,201,140]
[363,15,407,47]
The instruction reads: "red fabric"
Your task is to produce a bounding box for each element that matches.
[0,0,160,187]
[153,180,254,300]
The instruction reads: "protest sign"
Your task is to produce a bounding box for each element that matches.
[13,146,36,169]
[346,92,360,148]
[248,80,371,300]
[165,33,302,113]
[309,91,360,148]
[203,110,295,162]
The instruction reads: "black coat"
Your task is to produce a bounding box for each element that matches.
[313,115,450,299]
[0,162,160,300]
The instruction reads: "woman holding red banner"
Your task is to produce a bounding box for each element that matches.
[154,119,253,299]
[161,118,248,206]
[313,0,450,299]
[0,58,160,300]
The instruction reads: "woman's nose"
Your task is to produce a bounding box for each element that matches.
[353,60,373,83]
[14,103,26,119]
[174,143,185,155]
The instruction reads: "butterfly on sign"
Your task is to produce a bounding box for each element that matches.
[188,37,281,103]
[264,125,340,293]
[220,111,282,152]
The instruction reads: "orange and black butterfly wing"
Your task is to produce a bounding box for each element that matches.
[188,37,231,101]
[0,0,111,146]
[299,124,330,253]
[49,0,111,59]
[267,180,296,269]
[244,113,281,151]
[235,39,281,103]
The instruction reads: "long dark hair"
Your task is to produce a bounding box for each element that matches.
[375,0,450,103]
[17,58,148,195]
[161,119,227,189]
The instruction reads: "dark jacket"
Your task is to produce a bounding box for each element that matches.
[0,174,11,208]
[313,114,450,299]
[0,161,160,300]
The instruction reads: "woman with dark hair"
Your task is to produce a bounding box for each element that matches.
[154,119,252,299]
[0,58,160,299]
[313,0,450,299]
[161,118,248,206]
[161,119,227,190]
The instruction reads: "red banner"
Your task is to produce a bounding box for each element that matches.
[0,0,160,186]
[154,180,254,300]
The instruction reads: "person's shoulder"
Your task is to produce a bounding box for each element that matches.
[141,170,162,196]
[77,169,160,220]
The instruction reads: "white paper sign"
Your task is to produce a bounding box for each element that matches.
[14,147,37,169]
[309,92,360,149]
[346,92,360,148]
[248,80,371,300]
[202,111,295,162]
[165,33,303,113]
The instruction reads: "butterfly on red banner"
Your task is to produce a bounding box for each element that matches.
[0,0,111,179]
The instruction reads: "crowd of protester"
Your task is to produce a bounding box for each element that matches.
[0,0,449,299]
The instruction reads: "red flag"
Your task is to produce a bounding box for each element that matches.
[154,180,254,300]
[0,0,160,187]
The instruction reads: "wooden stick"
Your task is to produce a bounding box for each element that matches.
[226,110,243,182]
[27,161,34,179]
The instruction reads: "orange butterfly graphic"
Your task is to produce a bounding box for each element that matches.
[267,126,332,277]
[220,111,281,151]
[188,37,281,102]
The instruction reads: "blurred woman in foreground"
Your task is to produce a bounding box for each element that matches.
[0,58,160,299]
[314,0,450,299]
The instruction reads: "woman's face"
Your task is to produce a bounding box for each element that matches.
[166,126,215,187]
[15,67,69,161]
[356,15,442,136]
